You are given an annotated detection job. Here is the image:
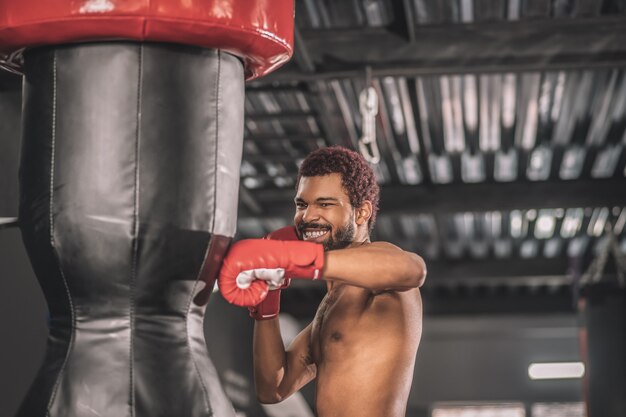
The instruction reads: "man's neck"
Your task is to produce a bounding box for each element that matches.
[348,230,371,248]
[355,226,371,244]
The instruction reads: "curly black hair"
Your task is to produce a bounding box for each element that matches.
[297,146,380,231]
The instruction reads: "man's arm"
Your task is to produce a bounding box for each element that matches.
[253,321,316,404]
[322,241,426,291]
[218,234,427,307]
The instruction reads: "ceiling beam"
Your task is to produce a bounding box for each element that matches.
[239,178,626,218]
[281,285,577,317]
[278,256,590,317]
[419,287,577,316]
[282,256,581,288]
[280,266,579,317]
[251,16,626,84]
[247,111,314,122]
[292,25,316,73]
[425,257,573,285]
[245,133,323,143]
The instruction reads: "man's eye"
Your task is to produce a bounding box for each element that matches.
[319,203,331,207]
[296,203,306,209]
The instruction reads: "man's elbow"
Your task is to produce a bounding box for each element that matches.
[416,264,427,287]
[404,253,426,288]
[256,391,283,404]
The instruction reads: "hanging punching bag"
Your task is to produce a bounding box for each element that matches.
[0,2,294,417]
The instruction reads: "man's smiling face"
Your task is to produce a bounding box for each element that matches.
[294,173,356,251]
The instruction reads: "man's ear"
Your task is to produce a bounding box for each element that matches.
[355,201,372,226]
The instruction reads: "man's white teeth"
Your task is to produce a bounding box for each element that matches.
[304,230,328,239]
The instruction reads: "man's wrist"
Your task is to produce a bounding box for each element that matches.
[249,289,282,320]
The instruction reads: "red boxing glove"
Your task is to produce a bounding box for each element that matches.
[265,225,300,241]
[248,226,298,320]
[218,227,324,307]
[248,279,290,320]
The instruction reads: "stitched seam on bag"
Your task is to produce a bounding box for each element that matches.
[187,49,223,417]
[128,43,144,417]
[186,238,213,417]
[210,55,220,233]
[46,51,77,417]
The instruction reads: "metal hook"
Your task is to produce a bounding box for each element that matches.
[358,67,381,164]
[358,137,381,164]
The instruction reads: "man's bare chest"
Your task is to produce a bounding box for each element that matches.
[309,286,370,362]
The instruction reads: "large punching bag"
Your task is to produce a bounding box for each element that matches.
[0,2,294,417]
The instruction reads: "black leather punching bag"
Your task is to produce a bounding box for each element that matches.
[17,42,242,417]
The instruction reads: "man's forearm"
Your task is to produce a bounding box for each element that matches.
[322,242,427,290]
[253,319,287,403]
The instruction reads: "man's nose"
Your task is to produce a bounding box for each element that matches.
[302,206,320,223]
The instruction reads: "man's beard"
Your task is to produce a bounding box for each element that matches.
[298,216,356,251]
[323,221,355,251]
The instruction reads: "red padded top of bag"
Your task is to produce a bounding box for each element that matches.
[0,0,294,79]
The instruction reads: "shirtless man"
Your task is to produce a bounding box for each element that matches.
[218,146,426,417]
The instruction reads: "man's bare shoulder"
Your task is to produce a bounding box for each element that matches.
[350,240,403,250]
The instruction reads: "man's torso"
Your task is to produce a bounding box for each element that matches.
[309,282,422,417]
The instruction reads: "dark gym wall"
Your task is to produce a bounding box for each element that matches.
[0,80,35,417]
[0,85,20,217]
[411,315,583,407]
[0,230,48,417]
[582,285,626,417]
